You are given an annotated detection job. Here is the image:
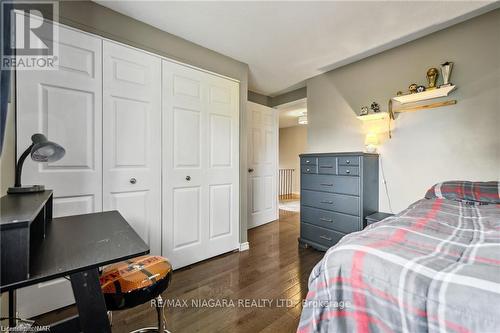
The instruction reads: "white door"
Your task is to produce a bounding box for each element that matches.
[162,60,240,269]
[247,102,278,229]
[102,41,162,255]
[16,25,102,317]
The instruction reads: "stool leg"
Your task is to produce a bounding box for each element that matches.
[129,295,170,333]
[156,295,164,333]
[107,311,113,327]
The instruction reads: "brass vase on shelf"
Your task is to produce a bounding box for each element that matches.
[426,67,439,90]
[440,61,454,87]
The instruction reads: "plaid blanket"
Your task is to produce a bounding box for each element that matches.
[298,199,500,333]
[425,181,500,204]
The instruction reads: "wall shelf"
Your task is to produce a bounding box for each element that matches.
[392,85,456,104]
[357,112,389,121]
[394,100,457,114]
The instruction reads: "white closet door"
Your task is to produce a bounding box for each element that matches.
[247,102,278,228]
[162,60,239,269]
[102,41,162,255]
[16,25,102,317]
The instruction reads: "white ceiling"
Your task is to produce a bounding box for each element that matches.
[96,1,497,96]
[276,98,307,128]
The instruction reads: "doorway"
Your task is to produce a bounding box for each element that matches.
[276,98,307,213]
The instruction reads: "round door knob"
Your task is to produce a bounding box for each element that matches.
[130,178,137,184]
[346,160,350,164]
[248,168,254,173]
[346,170,350,174]
[186,176,191,181]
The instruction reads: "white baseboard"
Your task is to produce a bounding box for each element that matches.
[239,242,250,251]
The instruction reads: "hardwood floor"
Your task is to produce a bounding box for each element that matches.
[37,210,324,332]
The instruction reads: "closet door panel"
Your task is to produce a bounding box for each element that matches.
[205,75,240,254]
[103,41,162,255]
[163,62,206,268]
[17,25,102,212]
[16,24,102,318]
[163,60,239,269]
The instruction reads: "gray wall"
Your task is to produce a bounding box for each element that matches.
[248,87,307,107]
[248,91,272,107]
[306,9,500,213]
[270,87,307,107]
[0,0,250,243]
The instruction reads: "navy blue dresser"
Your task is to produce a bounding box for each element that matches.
[299,152,379,251]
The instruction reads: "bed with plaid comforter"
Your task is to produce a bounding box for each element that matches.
[298,198,500,333]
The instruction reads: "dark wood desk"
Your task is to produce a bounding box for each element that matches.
[1,195,149,333]
[1,191,53,285]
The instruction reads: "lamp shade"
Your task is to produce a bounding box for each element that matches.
[30,133,65,162]
[365,132,379,146]
[8,133,66,193]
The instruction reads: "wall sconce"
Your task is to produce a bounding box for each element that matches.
[365,132,379,153]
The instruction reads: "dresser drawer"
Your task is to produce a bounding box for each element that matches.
[301,223,345,248]
[301,206,360,233]
[338,165,359,176]
[301,157,317,166]
[302,190,360,216]
[302,165,318,174]
[338,156,359,166]
[301,174,360,196]
[318,157,336,174]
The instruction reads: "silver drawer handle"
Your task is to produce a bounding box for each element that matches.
[345,170,350,174]
[320,165,333,168]
[129,178,137,184]
[346,160,350,164]
[320,201,333,204]
[305,160,311,163]
[320,235,332,241]
[320,183,333,187]
[306,168,311,172]
[320,217,333,222]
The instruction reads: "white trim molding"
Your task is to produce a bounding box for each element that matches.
[239,242,250,251]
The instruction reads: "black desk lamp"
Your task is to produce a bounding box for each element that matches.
[8,133,65,194]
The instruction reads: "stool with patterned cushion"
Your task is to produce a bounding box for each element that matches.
[100,255,173,333]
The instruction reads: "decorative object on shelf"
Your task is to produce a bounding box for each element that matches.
[409,83,418,94]
[440,61,454,87]
[297,111,308,125]
[8,133,65,194]
[416,85,426,93]
[360,106,369,116]
[365,132,379,153]
[426,67,439,90]
[370,102,380,113]
[396,91,403,96]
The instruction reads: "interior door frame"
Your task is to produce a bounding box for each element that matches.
[246,101,279,229]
